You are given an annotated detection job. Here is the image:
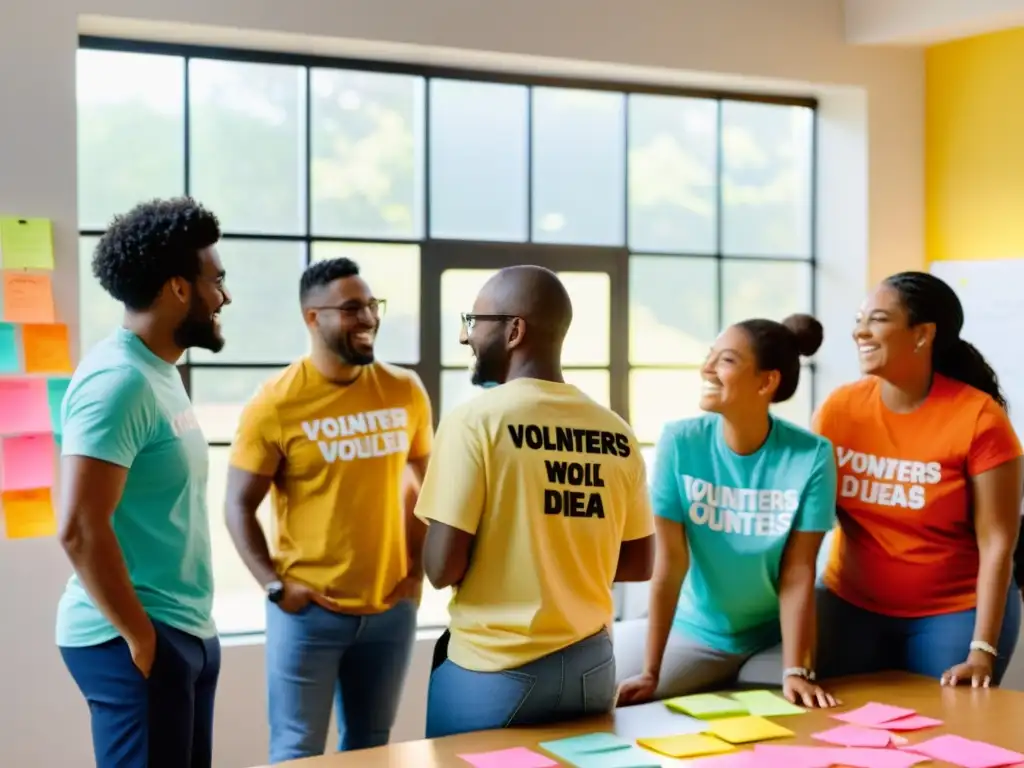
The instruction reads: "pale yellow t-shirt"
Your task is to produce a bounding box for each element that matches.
[229,358,433,613]
[414,378,654,671]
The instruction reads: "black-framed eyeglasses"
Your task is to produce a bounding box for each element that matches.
[309,298,387,319]
[460,312,517,334]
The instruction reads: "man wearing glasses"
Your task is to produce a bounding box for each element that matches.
[224,257,433,762]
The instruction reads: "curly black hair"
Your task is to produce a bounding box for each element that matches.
[92,197,221,311]
[299,257,360,306]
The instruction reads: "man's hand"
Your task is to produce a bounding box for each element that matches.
[385,574,424,606]
[278,581,317,614]
[127,621,158,679]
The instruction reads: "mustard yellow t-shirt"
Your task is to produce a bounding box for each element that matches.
[229,358,433,613]
[414,378,654,671]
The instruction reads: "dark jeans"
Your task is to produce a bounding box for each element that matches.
[60,621,221,768]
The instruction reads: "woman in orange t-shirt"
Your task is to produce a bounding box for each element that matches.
[813,271,1023,686]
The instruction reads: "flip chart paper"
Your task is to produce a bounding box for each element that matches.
[22,323,72,374]
[2,488,56,538]
[1,434,56,491]
[903,734,1024,768]
[875,714,942,731]
[2,272,55,323]
[702,715,794,744]
[730,690,806,716]
[46,377,70,435]
[811,724,896,747]
[665,693,748,718]
[637,733,733,758]
[457,746,558,768]
[832,702,916,726]
[613,699,705,736]
[0,379,51,435]
[0,322,18,373]
[0,217,54,270]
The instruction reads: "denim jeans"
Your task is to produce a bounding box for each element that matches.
[265,599,417,763]
[426,629,616,738]
[816,586,1021,683]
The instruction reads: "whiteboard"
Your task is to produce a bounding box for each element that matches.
[930,259,1024,438]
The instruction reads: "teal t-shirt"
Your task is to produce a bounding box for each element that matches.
[650,413,837,654]
[55,328,216,647]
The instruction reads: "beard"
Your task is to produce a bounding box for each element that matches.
[324,327,376,366]
[470,335,508,387]
[173,294,223,352]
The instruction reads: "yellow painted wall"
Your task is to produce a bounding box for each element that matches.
[926,27,1024,263]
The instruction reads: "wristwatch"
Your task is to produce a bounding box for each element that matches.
[265,580,285,604]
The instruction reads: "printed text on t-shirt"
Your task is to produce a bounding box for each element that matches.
[301,408,410,463]
[835,446,941,510]
[683,475,798,536]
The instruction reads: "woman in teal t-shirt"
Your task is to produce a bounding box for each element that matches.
[615,314,839,709]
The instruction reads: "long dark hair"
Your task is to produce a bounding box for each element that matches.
[885,271,1007,410]
[735,313,823,403]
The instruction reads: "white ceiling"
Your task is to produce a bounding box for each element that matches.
[845,0,1024,45]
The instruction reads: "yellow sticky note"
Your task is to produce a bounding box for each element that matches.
[638,734,733,758]
[22,323,73,374]
[0,217,54,270]
[3,272,56,324]
[2,488,57,539]
[702,715,794,744]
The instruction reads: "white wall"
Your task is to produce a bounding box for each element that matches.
[0,1,930,766]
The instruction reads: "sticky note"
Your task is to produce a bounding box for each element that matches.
[2,272,55,323]
[2,488,56,539]
[46,377,70,435]
[689,754,757,768]
[560,747,661,768]
[832,702,916,727]
[22,323,72,374]
[902,734,1024,768]
[730,689,806,716]
[457,746,558,768]
[878,714,942,731]
[665,693,747,719]
[0,379,51,435]
[753,744,928,768]
[1,434,56,491]
[540,732,630,756]
[0,322,18,373]
[637,733,734,758]
[702,715,793,744]
[0,217,54,270]
[812,724,898,747]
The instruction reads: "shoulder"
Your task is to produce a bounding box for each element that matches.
[242,362,306,415]
[370,362,428,397]
[661,413,717,444]
[773,418,835,468]
[934,374,1002,415]
[819,377,878,412]
[67,363,153,410]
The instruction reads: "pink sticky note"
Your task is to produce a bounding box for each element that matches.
[457,746,558,768]
[903,734,1024,768]
[752,744,928,768]
[812,724,896,747]
[875,714,943,731]
[1,433,56,491]
[832,702,917,726]
[0,379,51,436]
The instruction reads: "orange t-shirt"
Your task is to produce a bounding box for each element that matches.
[814,374,1022,617]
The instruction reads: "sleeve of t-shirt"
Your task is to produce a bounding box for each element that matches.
[967,398,1023,477]
[61,367,157,468]
[228,386,283,477]
[407,371,434,461]
[795,440,838,532]
[649,423,686,524]
[413,410,485,535]
[623,439,657,541]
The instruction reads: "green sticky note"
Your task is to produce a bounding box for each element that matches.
[0,216,55,270]
[665,693,747,718]
[46,376,71,435]
[0,322,18,373]
[540,732,630,756]
[565,746,661,767]
[731,689,806,716]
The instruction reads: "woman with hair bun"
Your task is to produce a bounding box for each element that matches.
[615,314,839,709]
[814,271,1023,687]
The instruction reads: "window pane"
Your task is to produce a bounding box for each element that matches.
[629,369,703,444]
[771,366,813,428]
[189,59,306,235]
[721,102,813,258]
[310,242,420,364]
[191,367,283,443]
[78,236,124,356]
[629,255,717,365]
[441,368,610,417]
[429,80,528,241]
[628,95,717,253]
[190,240,307,364]
[720,260,812,330]
[641,444,656,478]
[311,69,425,239]
[564,369,610,408]
[532,88,625,245]
[77,50,184,229]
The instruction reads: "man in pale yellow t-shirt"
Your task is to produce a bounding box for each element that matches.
[415,265,655,738]
[225,257,433,762]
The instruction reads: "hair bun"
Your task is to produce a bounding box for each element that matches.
[781,313,824,357]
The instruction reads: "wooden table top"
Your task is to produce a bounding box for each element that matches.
[263,672,1024,766]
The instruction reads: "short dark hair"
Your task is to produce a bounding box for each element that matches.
[884,271,1006,410]
[299,257,360,305]
[735,314,824,403]
[92,197,221,311]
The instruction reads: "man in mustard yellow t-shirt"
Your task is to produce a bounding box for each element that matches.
[415,265,655,737]
[225,257,433,762]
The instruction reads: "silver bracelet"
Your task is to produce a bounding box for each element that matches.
[970,640,998,657]
[783,666,816,682]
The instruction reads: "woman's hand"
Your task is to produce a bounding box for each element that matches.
[616,672,659,706]
[783,675,839,708]
[940,650,995,687]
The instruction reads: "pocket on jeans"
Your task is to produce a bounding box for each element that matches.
[581,656,617,714]
[497,669,538,727]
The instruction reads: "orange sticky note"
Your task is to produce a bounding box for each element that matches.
[22,323,72,373]
[2,488,56,539]
[3,272,55,323]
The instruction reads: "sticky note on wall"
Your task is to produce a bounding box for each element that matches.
[0,217,54,270]
[1,434,56,491]
[2,488,56,539]
[3,272,55,323]
[22,323,72,374]
[0,322,18,373]
[0,379,51,435]
[46,377,71,435]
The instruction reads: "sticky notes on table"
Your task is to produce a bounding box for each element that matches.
[0,322,18,373]
[0,379,51,435]
[879,714,943,731]
[903,734,1024,768]
[2,272,55,324]
[730,690,806,716]
[832,702,916,727]
[1,433,56,491]
[752,743,928,768]
[538,733,660,768]
[46,377,70,434]
[22,323,72,373]
[0,217,54,270]
[540,733,628,755]
[702,715,794,744]
[811,723,904,748]
[457,746,558,768]
[665,693,748,719]
[637,733,734,758]
[2,488,56,539]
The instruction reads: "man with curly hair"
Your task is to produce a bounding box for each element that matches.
[56,197,231,768]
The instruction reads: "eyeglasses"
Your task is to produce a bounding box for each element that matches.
[310,298,387,319]
[460,312,517,334]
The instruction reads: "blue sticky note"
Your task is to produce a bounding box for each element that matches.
[540,732,631,756]
[0,322,18,373]
[563,747,661,768]
[46,376,71,435]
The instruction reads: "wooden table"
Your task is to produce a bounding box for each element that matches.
[264,672,1024,766]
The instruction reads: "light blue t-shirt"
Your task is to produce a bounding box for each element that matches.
[651,413,837,654]
[55,327,216,647]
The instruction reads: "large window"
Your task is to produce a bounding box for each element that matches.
[76,39,816,636]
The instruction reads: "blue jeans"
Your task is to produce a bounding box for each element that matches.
[816,586,1021,683]
[60,620,221,768]
[426,629,616,738]
[265,600,417,763]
